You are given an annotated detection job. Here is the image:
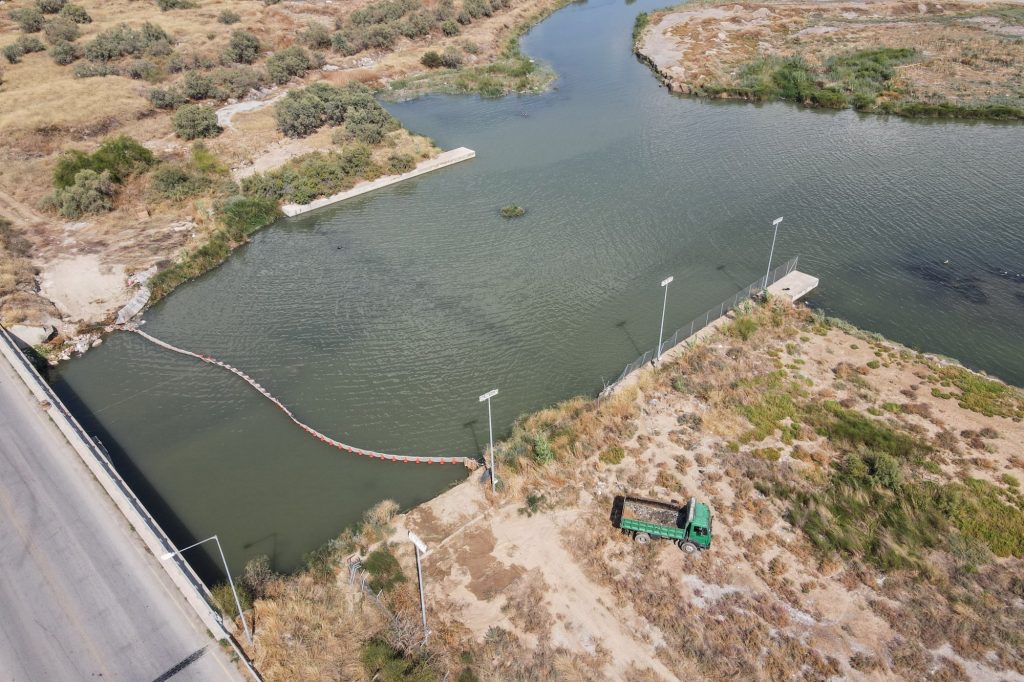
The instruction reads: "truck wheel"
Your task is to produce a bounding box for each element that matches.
[679,541,698,554]
[634,532,651,545]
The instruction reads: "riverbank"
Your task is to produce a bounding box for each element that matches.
[234,297,1024,680]
[636,0,1024,120]
[0,0,567,350]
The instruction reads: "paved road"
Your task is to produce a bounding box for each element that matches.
[0,355,244,681]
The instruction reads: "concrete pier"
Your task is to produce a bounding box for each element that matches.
[768,270,819,302]
[281,147,476,217]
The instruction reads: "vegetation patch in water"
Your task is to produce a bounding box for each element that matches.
[500,204,525,218]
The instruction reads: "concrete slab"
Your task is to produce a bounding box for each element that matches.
[768,270,818,302]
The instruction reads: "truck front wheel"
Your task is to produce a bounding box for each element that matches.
[634,532,651,545]
[679,541,698,554]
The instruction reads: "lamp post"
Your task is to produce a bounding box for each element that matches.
[479,389,498,493]
[160,535,252,645]
[656,276,673,364]
[765,216,783,288]
[408,531,429,646]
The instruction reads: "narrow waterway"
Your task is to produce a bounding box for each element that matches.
[54,0,1024,576]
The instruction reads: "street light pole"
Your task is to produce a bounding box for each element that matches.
[656,276,673,364]
[408,531,429,647]
[161,535,252,645]
[765,216,783,288]
[479,389,499,493]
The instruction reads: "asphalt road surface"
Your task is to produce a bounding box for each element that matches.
[0,354,243,681]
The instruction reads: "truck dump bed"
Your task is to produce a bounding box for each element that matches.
[621,497,682,528]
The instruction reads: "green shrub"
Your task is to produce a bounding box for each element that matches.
[151,164,212,199]
[210,65,265,98]
[398,9,434,38]
[182,71,217,100]
[241,145,376,203]
[807,401,930,460]
[43,16,79,43]
[387,154,416,174]
[84,23,168,61]
[866,360,881,369]
[224,29,260,64]
[438,48,462,69]
[124,58,159,80]
[266,45,311,84]
[464,0,492,20]
[360,638,436,682]
[10,8,44,33]
[156,0,196,9]
[938,479,1024,557]
[350,0,417,26]
[35,0,66,13]
[218,195,280,237]
[299,21,332,49]
[532,432,554,463]
[420,50,442,68]
[217,9,241,24]
[53,136,154,188]
[148,86,185,109]
[632,11,649,44]
[500,205,524,218]
[600,445,625,465]
[58,3,91,23]
[1002,474,1020,489]
[344,105,398,145]
[441,19,460,36]
[274,89,326,137]
[364,23,398,50]
[731,316,759,341]
[172,104,221,139]
[210,582,251,619]
[362,547,406,593]
[49,39,78,64]
[46,169,116,218]
[73,61,118,77]
[3,45,24,64]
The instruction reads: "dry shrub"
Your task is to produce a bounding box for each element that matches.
[253,574,376,681]
[501,569,552,637]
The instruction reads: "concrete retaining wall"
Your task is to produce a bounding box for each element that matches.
[0,326,260,680]
[281,147,476,217]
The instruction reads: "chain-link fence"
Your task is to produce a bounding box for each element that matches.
[602,256,799,393]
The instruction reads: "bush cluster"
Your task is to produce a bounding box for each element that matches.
[9,7,44,33]
[217,9,241,24]
[387,153,415,174]
[53,136,155,188]
[73,61,118,77]
[49,39,79,64]
[298,21,332,50]
[420,48,462,69]
[273,81,397,139]
[3,35,45,64]
[45,170,116,218]
[266,45,312,84]
[59,3,91,23]
[84,22,171,62]
[172,104,221,139]
[224,29,261,64]
[36,0,67,13]
[150,143,228,200]
[241,144,380,204]
[149,65,267,109]
[156,0,196,9]
[43,16,79,43]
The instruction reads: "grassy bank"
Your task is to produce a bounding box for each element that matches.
[636,1,1024,121]
[386,0,569,99]
[233,298,1024,679]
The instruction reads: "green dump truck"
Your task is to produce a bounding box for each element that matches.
[612,495,713,553]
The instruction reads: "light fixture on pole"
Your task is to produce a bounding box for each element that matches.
[479,388,499,493]
[656,276,673,364]
[765,217,784,288]
[408,530,429,647]
[160,535,252,645]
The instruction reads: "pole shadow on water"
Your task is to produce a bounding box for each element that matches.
[463,418,483,458]
[242,532,279,572]
[614,320,644,356]
[49,376,224,585]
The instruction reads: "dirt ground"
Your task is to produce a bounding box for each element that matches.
[0,0,559,339]
[638,0,1024,103]
[377,299,1024,680]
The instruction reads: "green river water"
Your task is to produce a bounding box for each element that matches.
[53,0,1024,578]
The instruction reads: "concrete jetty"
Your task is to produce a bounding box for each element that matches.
[281,147,476,217]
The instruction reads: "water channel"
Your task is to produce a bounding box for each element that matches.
[53,0,1024,577]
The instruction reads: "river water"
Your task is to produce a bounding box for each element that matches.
[53,0,1024,576]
